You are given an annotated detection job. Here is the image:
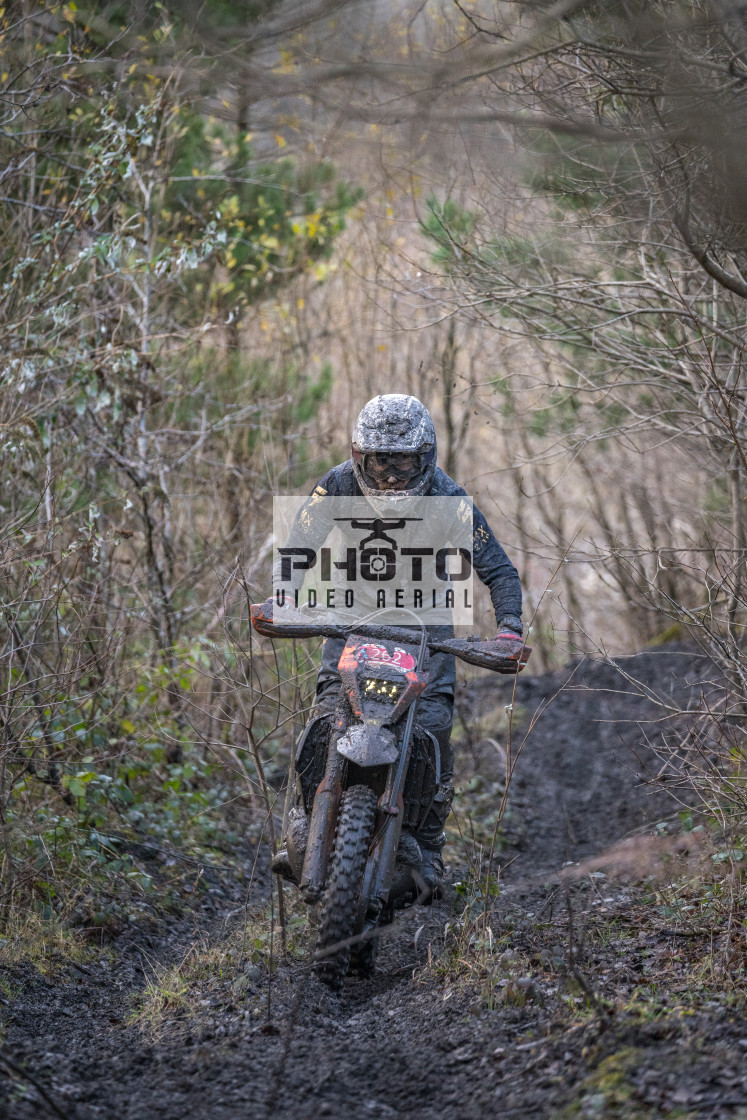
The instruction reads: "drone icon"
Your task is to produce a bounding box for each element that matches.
[334,516,422,550]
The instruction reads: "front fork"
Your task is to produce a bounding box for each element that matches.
[300,729,345,903]
[358,697,420,924]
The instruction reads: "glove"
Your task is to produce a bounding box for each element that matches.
[496,616,523,641]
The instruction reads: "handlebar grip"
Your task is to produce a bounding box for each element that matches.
[250,599,342,639]
[428,636,531,674]
[250,599,275,636]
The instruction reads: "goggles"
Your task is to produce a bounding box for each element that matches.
[354,450,424,486]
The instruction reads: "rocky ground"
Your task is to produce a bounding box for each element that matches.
[2,645,746,1119]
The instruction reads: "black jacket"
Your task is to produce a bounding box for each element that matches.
[311,459,523,630]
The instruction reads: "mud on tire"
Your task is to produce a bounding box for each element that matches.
[349,930,378,977]
[315,785,377,988]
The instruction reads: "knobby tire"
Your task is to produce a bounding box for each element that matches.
[315,784,377,988]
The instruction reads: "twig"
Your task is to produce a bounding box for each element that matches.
[102,831,237,872]
[267,879,274,1026]
[0,1051,72,1120]
[564,883,609,1017]
[263,974,309,1120]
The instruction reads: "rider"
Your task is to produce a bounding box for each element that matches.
[273,394,524,898]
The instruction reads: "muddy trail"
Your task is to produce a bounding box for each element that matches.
[3,646,747,1120]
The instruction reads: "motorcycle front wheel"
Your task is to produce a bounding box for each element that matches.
[315,784,377,988]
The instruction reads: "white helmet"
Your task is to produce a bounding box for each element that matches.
[351,394,437,497]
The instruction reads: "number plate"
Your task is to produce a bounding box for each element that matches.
[356,643,416,673]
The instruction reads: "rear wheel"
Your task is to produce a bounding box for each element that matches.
[315,785,377,988]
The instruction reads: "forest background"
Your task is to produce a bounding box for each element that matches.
[1,0,746,941]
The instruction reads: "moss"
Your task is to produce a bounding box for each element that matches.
[645,622,683,646]
[560,1047,658,1118]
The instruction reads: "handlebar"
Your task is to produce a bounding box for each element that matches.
[249,599,530,675]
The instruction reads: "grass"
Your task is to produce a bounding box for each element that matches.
[129,952,197,1034]
[127,885,312,1037]
[0,910,114,973]
[419,828,747,1027]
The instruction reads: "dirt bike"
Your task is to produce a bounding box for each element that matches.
[250,599,530,987]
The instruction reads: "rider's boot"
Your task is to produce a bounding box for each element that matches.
[271,847,296,882]
[418,841,446,902]
[271,807,309,884]
[412,782,454,903]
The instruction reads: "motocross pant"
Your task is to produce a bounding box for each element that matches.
[315,635,455,850]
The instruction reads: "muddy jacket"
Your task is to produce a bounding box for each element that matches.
[310,459,523,629]
[281,459,523,706]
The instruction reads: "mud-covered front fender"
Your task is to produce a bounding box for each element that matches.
[336,723,399,766]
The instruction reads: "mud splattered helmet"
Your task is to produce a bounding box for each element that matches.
[351,394,437,497]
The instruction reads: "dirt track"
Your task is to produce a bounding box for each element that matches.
[3,646,747,1120]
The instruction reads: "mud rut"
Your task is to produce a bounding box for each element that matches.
[3,647,747,1120]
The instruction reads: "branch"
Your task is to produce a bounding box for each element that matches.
[674,206,747,302]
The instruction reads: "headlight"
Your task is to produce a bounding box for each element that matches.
[362,678,404,702]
